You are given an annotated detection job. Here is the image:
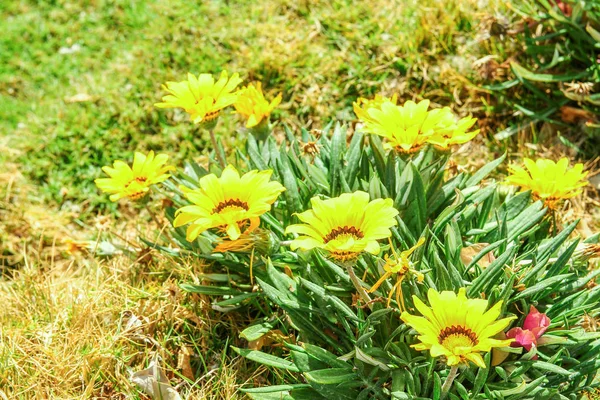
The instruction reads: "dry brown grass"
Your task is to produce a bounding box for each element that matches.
[0,248,260,399]
[0,166,259,398]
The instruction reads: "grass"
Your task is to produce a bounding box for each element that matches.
[1,0,509,213]
[1,0,598,398]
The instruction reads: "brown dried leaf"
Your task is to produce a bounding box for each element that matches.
[177,345,194,380]
[460,243,495,271]
[560,106,596,124]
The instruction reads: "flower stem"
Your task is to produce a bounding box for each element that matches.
[345,263,373,310]
[440,365,459,400]
[209,128,226,168]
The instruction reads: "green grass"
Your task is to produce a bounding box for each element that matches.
[0,0,507,216]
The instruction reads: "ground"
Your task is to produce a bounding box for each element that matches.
[0,0,598,398]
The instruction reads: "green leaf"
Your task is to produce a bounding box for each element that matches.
[472,352,490,395]
[468,245,516,297]
[530,361,572,376]
[299,278,360,322]
[512,274,574,301]
[511,62,589,82]
[240,320,276,341]
[277,154,302,213]
[345,131,364,186]
[214,292,260,306]
[305,368,358,385]
[464,153,506,187]
[179,283,242,296]
[243,384,312,393]
[329,123,346,195]
[233,347,300,372]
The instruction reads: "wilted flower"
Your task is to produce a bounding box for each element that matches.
[95,151,174,202]
[234,82,282,128]
[573,242,600,262]
[213,228,276,255]
[506,305,550,351]
[173,165,285,241]
[155,71,242,125]
[505,157,588,209]
[368,237,425,309]
[401,288,515,368]
[285,191,398,262]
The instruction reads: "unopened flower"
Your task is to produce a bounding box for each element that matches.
[505,157,588,209]
[401,288,515,368]
[368,237,425,309]
[95,151,174,202]
[173,165,285,241]
[155,71,242,125]
[506,305,550,351]
[285,191,398,262]
[234,82,281,128]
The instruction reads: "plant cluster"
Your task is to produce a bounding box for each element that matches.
[485,0,600,156]
[95,71,599,399]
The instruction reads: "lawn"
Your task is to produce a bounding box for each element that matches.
[1,0,598,399]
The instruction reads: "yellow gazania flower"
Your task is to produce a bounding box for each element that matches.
[173,165,285,241]
[353,94,398,124]
[425,110,480,150]
[95,151,174,202]
[368,237,425,309]
[234,82,282,128]
[505,157,588,209]
[401,288,515,368]
[356,99,477,154]
[155,71,242,124]
[285,191,399,262]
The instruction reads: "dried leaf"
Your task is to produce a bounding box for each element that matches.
[460,243,496,271]
[177,346,195,380]
[559,106,595,124]
[248,329,290,351]
[492,331,511,366]
[131,359,182,400]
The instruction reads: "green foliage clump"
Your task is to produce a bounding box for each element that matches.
[147,124,600,400]
[486,0,600,155]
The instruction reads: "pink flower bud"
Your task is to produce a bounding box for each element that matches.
[506,327,537,351]
[522,306,551,339]
[506,305,551,352]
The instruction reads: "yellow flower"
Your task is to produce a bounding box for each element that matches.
[355,98,478,154]
[95,151,174,202]
[155,71,242,124]
[173,165,285,241]
[285,191,399,262]
[401,288,515,368]
[425,110,480,150]
[368,237,425,309]
[505,157,588,209]
[234,82,282,128]
[353,94,398,124]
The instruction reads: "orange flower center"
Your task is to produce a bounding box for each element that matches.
[438,325,479,351]
[324,226,364,243]
[204,110,220,122]
[213,198,249,214]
